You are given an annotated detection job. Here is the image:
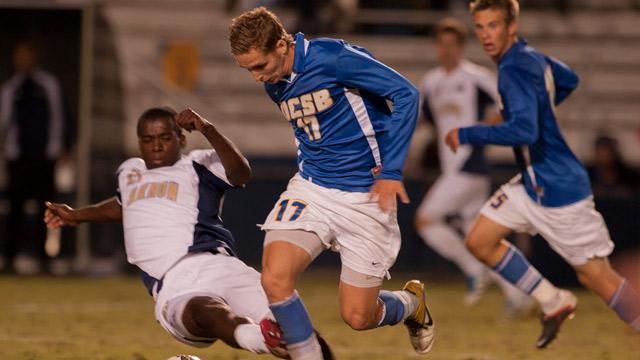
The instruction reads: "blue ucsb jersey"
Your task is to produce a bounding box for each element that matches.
[458,39,590,207]
[265,33,419,192]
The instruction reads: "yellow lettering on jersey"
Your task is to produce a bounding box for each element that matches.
[288,97,303,119]
[157,182,168,198]
[300,93,316,116]
[127,187,137,206]
[296,118,314,140]
[279,101,291,121]
[136,183,149,201]
[147,182,159,198]
[126,181,179,205]
[167,182,179,202]
[312,89,333,112]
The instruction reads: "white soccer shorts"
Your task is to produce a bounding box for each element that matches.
[480,177,614,266]
[155,252,271,347]
[261,173,401,279]
[416,172,490,230]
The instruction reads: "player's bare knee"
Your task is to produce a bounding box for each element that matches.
[465,232,487,259]
[261,270,296,300]
[574,263,607,289]
[340,309,373,331]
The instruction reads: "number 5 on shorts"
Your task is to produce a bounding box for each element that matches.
[490,191,509,209]
[275,199,308,221]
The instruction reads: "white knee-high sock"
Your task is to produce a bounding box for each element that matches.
[234,323,269,354]
[489,271,531,304]
[418,223,484,276]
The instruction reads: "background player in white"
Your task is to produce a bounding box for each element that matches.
[446,0,640,348]
[415,17,531,311]
[43,107,333,358]
[229,7,433,359]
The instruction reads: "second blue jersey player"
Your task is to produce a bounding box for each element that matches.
[229,7,434,359]
[446,0,640,349]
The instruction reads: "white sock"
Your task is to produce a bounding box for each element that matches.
[419,223,484,276]
[530,279,562,314]
[393,290,418,321]
[234,323,268,354]
[490,271,528,302]
[288,333,323,360]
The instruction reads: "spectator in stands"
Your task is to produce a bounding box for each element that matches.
[0,40,68,274]
[587,135,640,197]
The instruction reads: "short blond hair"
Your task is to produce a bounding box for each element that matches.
[469,0,520,24]
[228,7,293,55]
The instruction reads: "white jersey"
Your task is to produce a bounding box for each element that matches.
[418,60,497,174]
[116,150,236,285]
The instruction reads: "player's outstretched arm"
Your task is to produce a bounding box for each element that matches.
[44,197,122,229]
[176,108,251,186]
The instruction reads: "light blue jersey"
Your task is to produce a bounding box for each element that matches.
[265,33,419,192]
[458,39,589,207]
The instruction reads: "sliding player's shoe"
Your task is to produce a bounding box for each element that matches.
[259,319,289,358]
[536,290,577,349]
[403,280,435,354]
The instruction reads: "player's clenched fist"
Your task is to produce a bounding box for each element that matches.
[445,128,460,153]
[176,108,212,133]
[44,201,78,228]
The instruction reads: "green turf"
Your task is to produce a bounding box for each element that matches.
[1,270,638,360]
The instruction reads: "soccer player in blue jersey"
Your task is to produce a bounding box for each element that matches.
[229,7,434,359]
[445,0,640,348]
[416,17,532,312]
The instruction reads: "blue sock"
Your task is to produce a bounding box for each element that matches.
[608,279,640,331]
[377,290,405,326]
[269,291,315,345]
[493,243,543,294]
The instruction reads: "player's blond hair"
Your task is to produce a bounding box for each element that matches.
[228,7,293,55]
[469,0,520,24]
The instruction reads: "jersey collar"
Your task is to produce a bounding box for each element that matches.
[499,37,527,65]
[290,32,309,81]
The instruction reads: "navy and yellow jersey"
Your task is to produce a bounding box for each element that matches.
[458,39,589,207]
[419,60,497,175]
[265,33,419,192]
[116,150,238,291]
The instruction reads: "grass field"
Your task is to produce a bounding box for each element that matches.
[1,269,638,360]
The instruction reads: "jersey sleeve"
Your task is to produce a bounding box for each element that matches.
[547,56,579,105]
[188,150,234,189]
[335,45,419,181]
[458,65,538,146]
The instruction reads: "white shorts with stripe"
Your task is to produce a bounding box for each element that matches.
[261,174,401,279]
[154,252,270,347]
[416,172,490,230]
[480,177,614,266]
